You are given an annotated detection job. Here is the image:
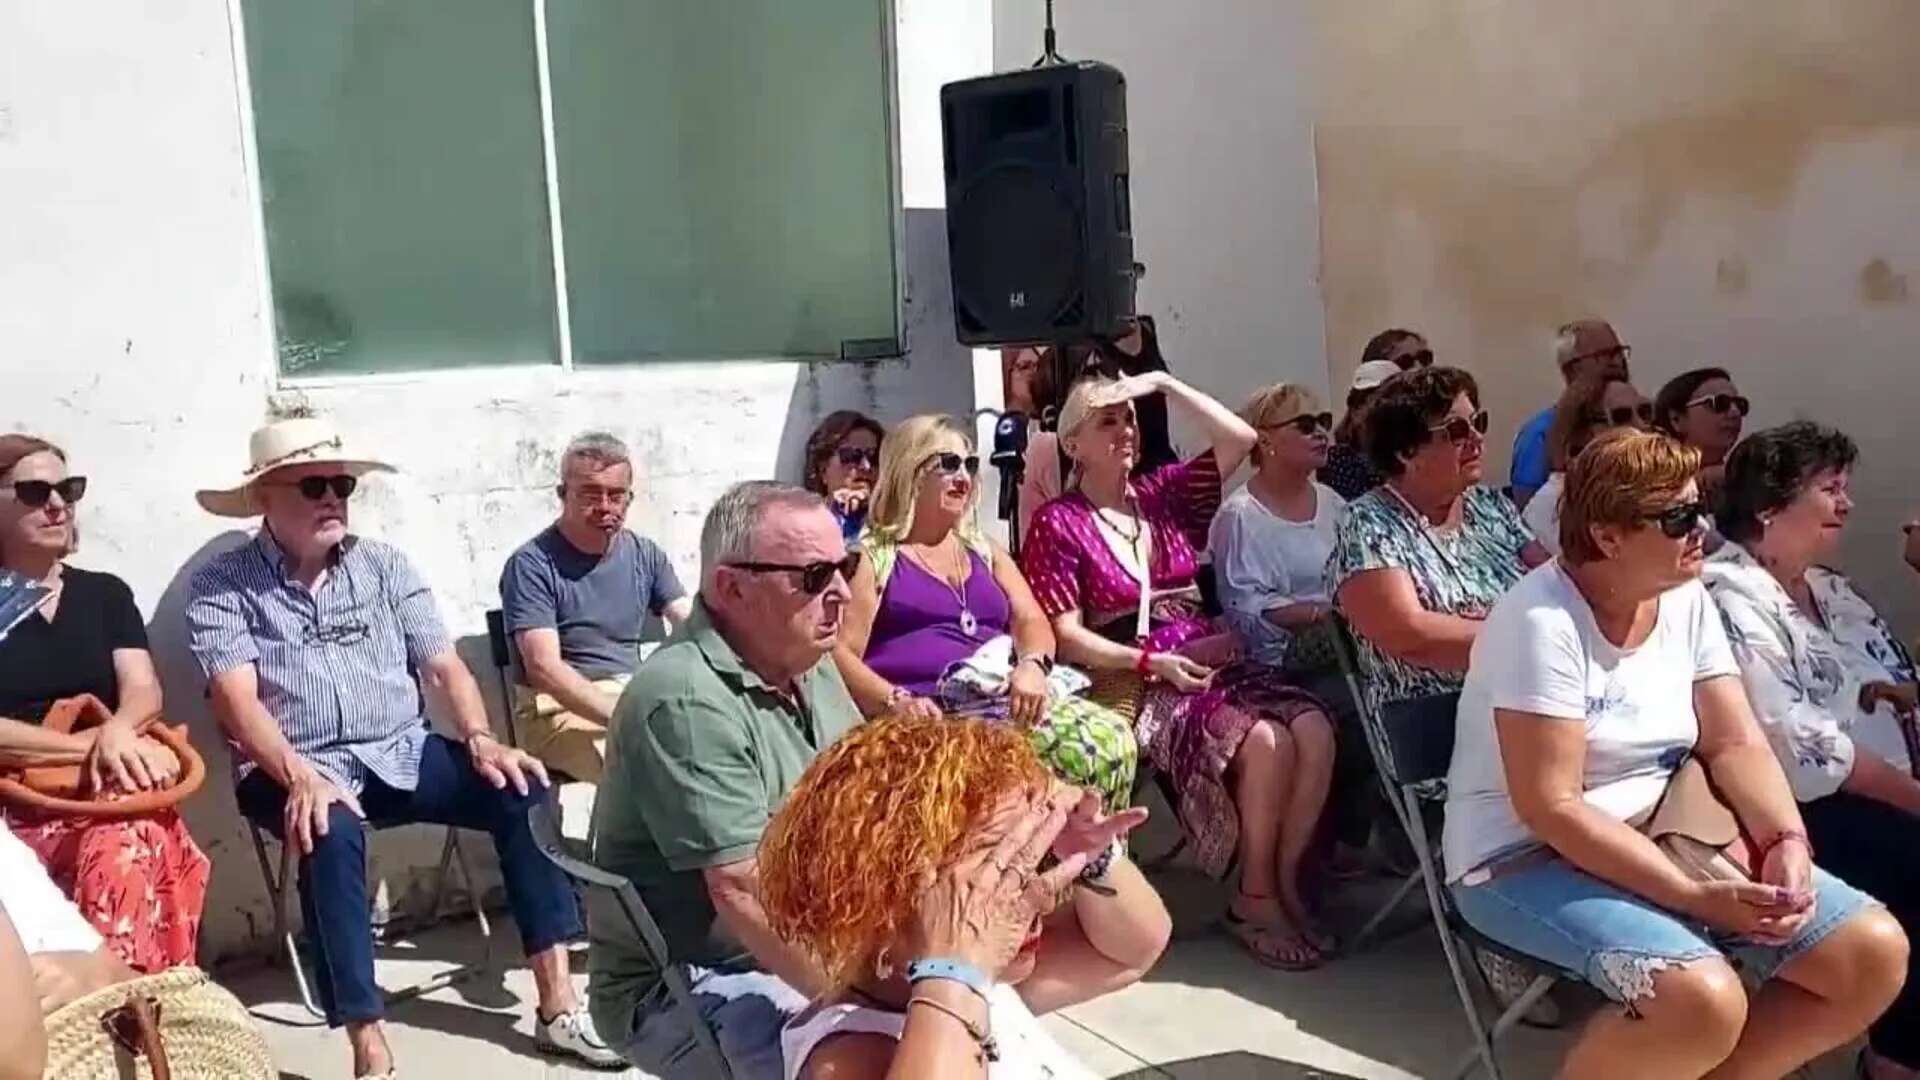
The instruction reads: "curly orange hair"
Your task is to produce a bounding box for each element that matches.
[758,714,1049,992]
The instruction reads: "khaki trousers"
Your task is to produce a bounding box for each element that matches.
[511,675,628,784]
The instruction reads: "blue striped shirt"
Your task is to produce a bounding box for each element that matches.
[185,530,453,793]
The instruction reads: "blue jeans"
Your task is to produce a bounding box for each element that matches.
[1451,855,1875,1010]
[617,966,807,1080]
[236,733,583,1026]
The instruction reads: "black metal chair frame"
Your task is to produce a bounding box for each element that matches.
[527,796,733,1079]
[1331,617,1576,1080]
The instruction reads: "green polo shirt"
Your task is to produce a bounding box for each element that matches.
[587,599,860,1043]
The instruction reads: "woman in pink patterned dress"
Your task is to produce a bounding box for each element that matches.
[0,435,209,973]
[1021,374,1337,971]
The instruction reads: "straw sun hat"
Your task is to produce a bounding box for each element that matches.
[195,416,394,518]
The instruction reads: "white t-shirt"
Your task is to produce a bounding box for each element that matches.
[1207,482,1345,614]
[1443,561,1739,881]
[0,821,101,955]
[1521,472,1566,556]
[781,983,1094,1080]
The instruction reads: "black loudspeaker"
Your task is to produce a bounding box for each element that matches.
[941,61,1136,347]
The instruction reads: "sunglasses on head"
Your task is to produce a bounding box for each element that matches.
[1269,413,1334,436]
[1428,410,1491,444]
[1686,393,1750,418]
[1393,349,1435,370]
[835,446,878,469]
[1592,403,1656,427]
[922,452,981,477]
[9,477,88,508]
[726,551,862,595]
[269,475,358,501]
[1645,500,1709,539]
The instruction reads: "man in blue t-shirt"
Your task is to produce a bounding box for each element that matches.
[500,432,691,782]
[1510,318,1631,509]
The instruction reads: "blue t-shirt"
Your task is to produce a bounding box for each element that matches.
[1509,405,1554,493]
[499,527,685,681]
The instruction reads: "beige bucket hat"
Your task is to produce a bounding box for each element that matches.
[195,416,395,518]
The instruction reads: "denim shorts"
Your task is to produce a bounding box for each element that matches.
[1451,856,1875,1008]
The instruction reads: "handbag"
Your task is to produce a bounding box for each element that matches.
[1640,754,1756,883]
[40,966,276,1079]
[1281,618,1341,676]
[0,696,206,819]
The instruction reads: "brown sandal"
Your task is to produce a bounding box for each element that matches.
[1223,909,1325,971]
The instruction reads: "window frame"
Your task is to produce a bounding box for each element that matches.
[229,0,908,388]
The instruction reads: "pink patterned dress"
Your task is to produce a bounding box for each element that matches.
[1021,452,1326,876]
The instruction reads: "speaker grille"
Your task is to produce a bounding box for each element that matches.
[949,163,1081,332]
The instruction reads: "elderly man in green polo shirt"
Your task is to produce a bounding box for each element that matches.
[589,480,864,1079]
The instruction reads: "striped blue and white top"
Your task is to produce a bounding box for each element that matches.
[186,530,453,793]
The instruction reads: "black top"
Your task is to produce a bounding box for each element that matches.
[0,567,148,723]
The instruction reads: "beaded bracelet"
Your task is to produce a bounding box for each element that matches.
[907,995,1000,1063]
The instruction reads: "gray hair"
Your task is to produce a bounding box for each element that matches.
[561,430,630,477]
[699,481,826,574]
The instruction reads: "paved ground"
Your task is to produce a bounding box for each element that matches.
[230,804,1860,1078]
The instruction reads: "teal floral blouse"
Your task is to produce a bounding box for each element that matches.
[1328,484,1534,711]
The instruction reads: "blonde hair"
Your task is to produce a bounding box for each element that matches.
[1240,383,1319,467]
[863,413,987,553]
[1560,428,1701,563]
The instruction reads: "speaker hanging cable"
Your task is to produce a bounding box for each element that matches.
[1032,0,1069,67]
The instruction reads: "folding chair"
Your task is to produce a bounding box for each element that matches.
[527,796,733,1079]
[1330,618,1573,1080]
[245,814,497,1023]
[485,609,523,751]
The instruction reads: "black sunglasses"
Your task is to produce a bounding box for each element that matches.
[726,551,862,595]
[835,446,878,469]
[1428,410,1491,444]
[1269,413,1334,436]
[1645,500,1709,539]
[268,475,358,501]
[1686,393,1750,418]
[1567,344,1632,368]
[1394,349,1435,370]
[9,477,88,508]
[922,452,981,477]
[1592,403,1655,427]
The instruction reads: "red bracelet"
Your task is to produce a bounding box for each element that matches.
[1757,829,1813,864]
[1133,646,1154,676]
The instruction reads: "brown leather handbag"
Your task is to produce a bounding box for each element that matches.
[0,695,206,819]
[1642,755,1756,883]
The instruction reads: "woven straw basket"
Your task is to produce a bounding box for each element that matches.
[41,967,274,1079]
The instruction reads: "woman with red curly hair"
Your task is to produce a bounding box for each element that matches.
[760,715,1170,1078]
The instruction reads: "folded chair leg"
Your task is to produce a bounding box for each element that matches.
[383,829,494,1007]
[1403,798,1504,1080]
[1347,867,1425,953]
[249,823,325,1023]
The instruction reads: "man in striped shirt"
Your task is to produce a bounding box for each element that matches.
[184,418,621,1078]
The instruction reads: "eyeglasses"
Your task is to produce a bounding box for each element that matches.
[1393,349,1435,370]
[1428,410,1491,444]
[1645,500,1709,539]
[1267,413,1334,436]
[921,452,981,477]
[1591,403,1655,427]
[725,552,862,595]
[1686,393,1750,418]
[835,447,879,469]
[1567,345,1632,368]
[9,477,88,508]
[560,485,632,506]
[267,475,358,501]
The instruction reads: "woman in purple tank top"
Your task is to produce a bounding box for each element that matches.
[833,415,1138,811]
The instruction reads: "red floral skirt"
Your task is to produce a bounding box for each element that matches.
[4,808,210,972]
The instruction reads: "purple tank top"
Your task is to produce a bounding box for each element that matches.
[864,550,1012,696]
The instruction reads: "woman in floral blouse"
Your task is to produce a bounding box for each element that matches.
[1702,421,1920,1078]
[1023,371,1337,970]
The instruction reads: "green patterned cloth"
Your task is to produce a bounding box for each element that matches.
[1027,694,1139,812]
[1327,484,1532,712]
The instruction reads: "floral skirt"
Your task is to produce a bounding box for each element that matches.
[1131,663,1328,878]
[1027,695,1139,812]
[5,808,210,972]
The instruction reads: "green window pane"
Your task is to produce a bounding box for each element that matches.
[549,0,900,363]
[244,0,559,376]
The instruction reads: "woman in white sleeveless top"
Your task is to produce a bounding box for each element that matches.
[759,715,1171,1079]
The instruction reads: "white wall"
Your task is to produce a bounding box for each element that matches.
[0,0,992,961]
[990,0,1329,424]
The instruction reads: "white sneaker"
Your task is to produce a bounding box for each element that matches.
[536,1005,627,1069]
